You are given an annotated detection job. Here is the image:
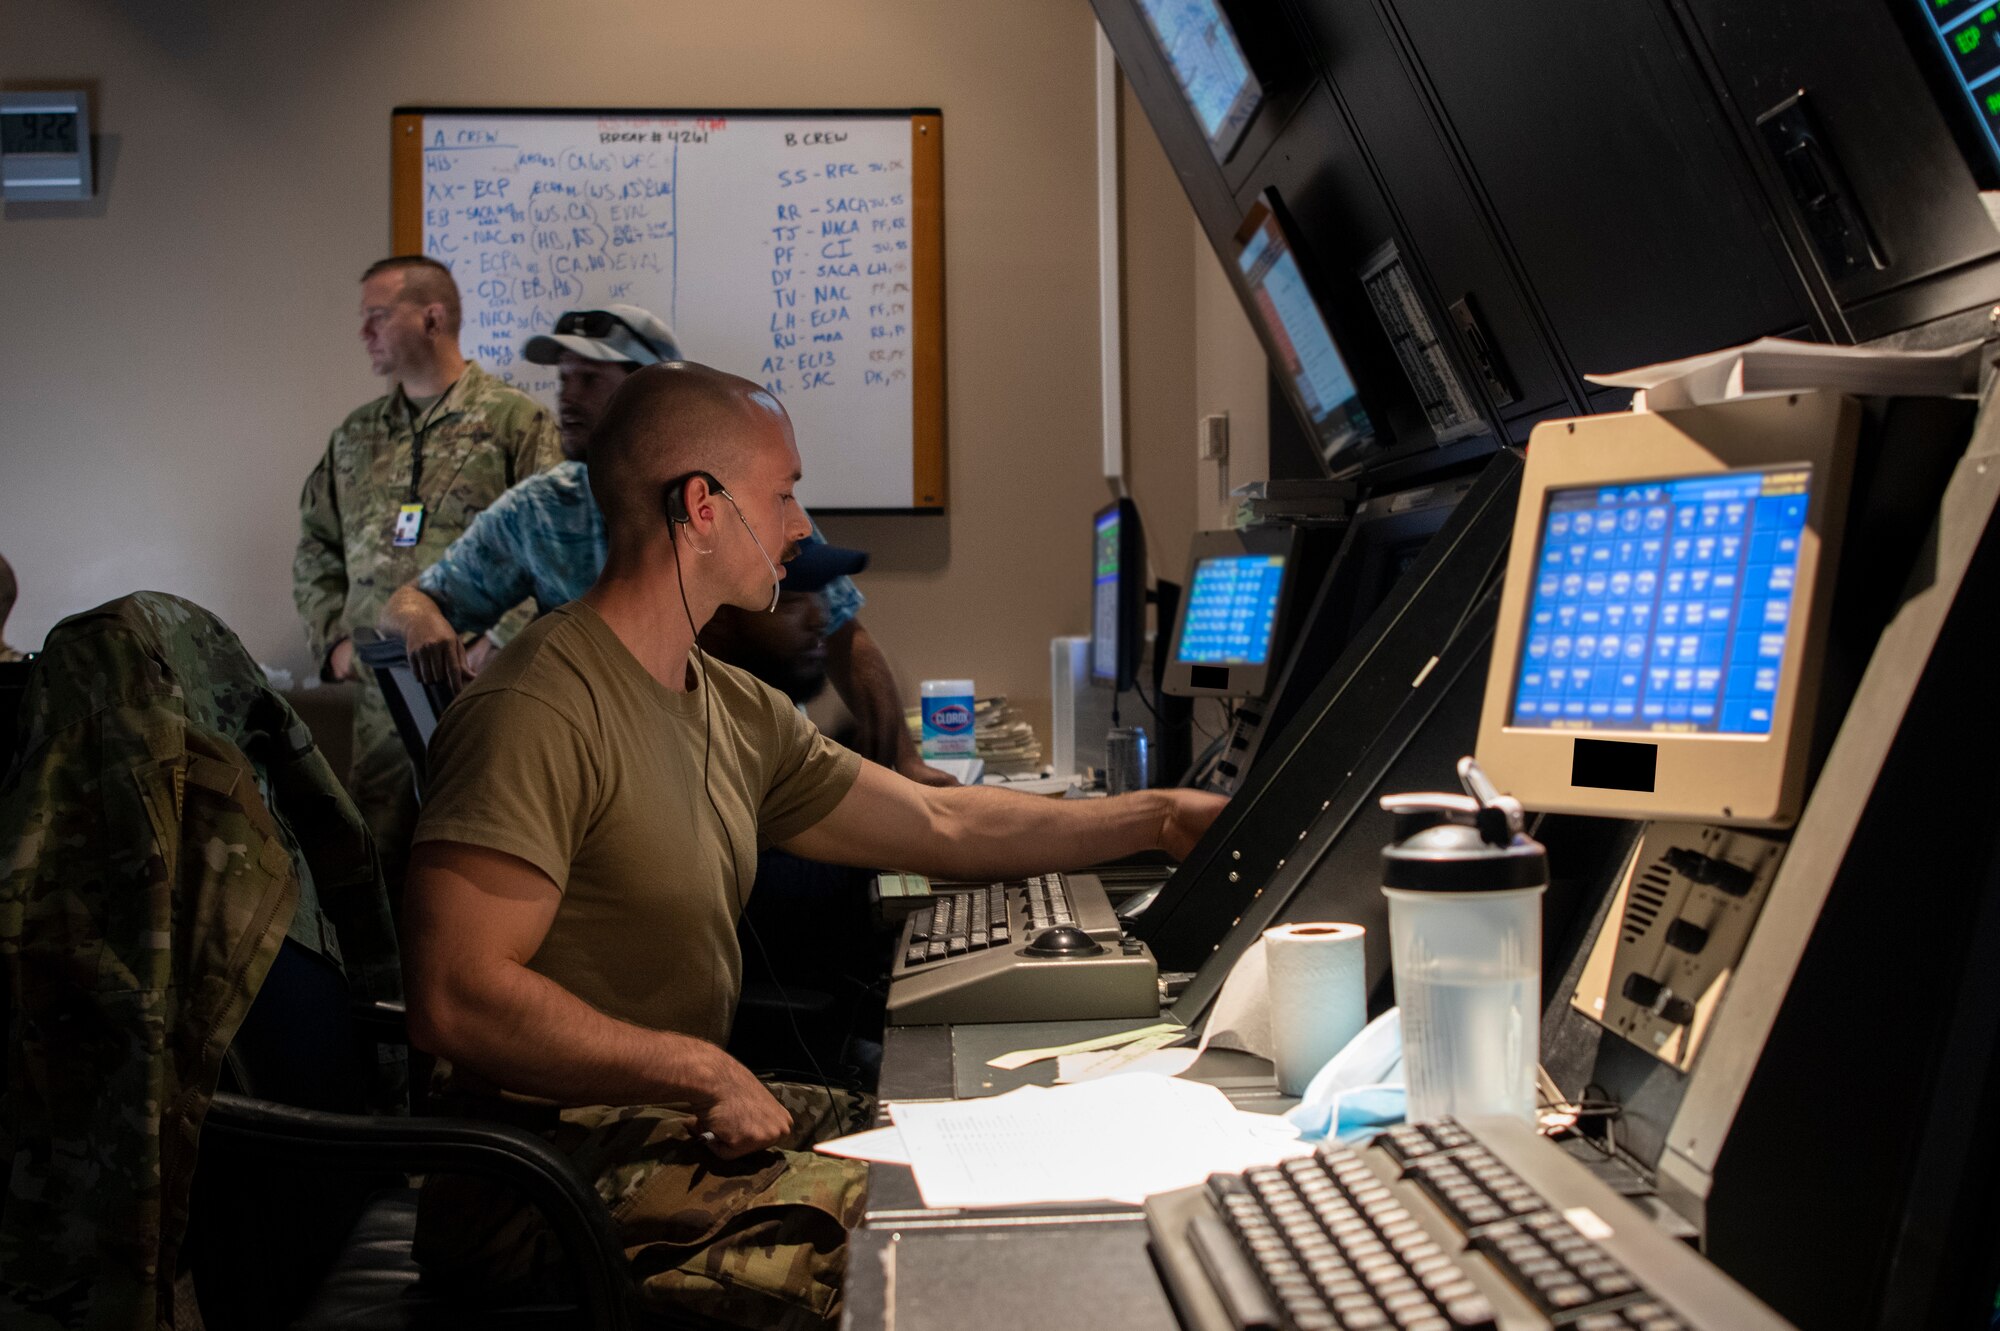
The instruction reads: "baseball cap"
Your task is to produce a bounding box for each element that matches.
[523,304,681,367]
[785,542,869,593]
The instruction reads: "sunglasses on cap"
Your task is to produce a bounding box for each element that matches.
[553,309,674,364]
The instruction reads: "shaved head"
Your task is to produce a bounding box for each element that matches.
[586,362,794,545]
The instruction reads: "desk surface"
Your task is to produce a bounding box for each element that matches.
[852,1017,1291,1329]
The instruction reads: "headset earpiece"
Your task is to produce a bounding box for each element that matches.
[666,470,723,526]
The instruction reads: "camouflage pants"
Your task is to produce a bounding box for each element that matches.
[347,685,418,907]
[417,1082,872,1329]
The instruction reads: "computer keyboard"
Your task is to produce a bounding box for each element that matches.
[886,872,1160,1025]
[896,874,1082,966]
[1147,1115,1790,1331]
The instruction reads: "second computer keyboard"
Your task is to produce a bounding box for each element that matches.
[1147,1114,1792,1331]
[885,871,1160,1025]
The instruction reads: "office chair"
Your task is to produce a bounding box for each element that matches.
[0,657,31,775]
[192,938,659,1331]
[352,627,456,798]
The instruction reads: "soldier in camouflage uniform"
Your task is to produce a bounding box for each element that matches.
[0,592,398,1330]
[293,256,555,899]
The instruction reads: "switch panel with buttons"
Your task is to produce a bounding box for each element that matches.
[1570,822,1786,1070]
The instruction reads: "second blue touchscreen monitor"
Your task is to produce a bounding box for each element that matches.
[1176,553,1287,666]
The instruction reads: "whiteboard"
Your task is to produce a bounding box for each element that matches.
[392,109,945,511]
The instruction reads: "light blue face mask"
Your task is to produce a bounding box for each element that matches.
[1286,1007,1407,1143]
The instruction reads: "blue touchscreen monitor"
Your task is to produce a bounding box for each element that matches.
[1135,0,1264,161]
[1510,467,1813,736]
[1175,553,1287,666]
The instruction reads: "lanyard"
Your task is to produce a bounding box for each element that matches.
[403,374,462,505]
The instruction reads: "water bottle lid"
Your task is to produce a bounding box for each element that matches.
[1381,821,1548,891]
[1378,757,1548,892]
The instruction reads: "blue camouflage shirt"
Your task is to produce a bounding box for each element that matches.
[416,460,864,637]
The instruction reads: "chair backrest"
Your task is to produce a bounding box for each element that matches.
[0,657,32,775]
[350,628,459,800]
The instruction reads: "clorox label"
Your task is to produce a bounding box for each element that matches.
[921,690,978,757]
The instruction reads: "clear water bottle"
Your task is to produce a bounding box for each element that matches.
[1380,757,1548,1125]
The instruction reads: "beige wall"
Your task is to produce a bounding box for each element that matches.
[1194,229,1271,530]
[0,0,1259,750]
[1117,79,1196,639]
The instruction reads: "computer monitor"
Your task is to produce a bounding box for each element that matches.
[1912,0,2000,179]
[1134,0,1264,163]
[1091,497,1146,692]
[1475,392,1860,827]
[1163,526,1297,700]
[1235,195,1378,473]
[1327,476,1478,652]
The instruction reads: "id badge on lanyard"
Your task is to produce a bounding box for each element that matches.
[397,393,445,548]
[392,502,425,547]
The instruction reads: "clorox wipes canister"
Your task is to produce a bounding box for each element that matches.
[920,678,977,759]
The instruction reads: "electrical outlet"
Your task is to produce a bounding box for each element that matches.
[1197,412,1230,462]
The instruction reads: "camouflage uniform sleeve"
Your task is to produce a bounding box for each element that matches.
[481,402,559,649]
[293,434,349,666]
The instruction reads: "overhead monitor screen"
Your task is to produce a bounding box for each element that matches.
[1175,553,1287,666]
[1092,505,1122,682]
[1238,207,1375,468]
[1918,0,2000,174]
[1135,0,1263,161]
[1510,467,1812,735]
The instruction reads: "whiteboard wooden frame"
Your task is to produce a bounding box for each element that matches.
[391,106,946,514]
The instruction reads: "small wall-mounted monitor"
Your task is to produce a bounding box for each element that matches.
[1134,0,1264,163]
[1475,392,1860,827]
[0,90,92,202]
[1235,194,1378,473]
[1164,527,1299,700]
[1091,497,1147,692]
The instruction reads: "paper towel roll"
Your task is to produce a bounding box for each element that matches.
[1264,922,1368,1096]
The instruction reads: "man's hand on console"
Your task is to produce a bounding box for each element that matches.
[690,1048,796,1159]
[1155,788,1229,860]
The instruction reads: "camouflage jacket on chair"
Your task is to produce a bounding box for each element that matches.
[0,592,400,1329]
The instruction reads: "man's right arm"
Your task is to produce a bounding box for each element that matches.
[379,583,470,686]
[293,442,352,680]
[384,496,540,684]
[403,839,794,1157]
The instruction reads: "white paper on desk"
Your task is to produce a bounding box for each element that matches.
[886,1073,1311,1209]
[813,1124,913,1166]
[1066,937,1279,1082]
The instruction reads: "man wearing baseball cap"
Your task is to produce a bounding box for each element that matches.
[378,304,954,784]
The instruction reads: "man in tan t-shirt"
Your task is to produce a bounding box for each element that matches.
[401,363,1227,1329]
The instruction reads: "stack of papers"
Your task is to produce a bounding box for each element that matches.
[1586,336,1985,413]
[818,1073,1310,1209]
[904,696,1046,775]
